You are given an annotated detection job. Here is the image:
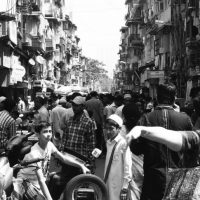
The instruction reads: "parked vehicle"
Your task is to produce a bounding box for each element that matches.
[0,133,108,200]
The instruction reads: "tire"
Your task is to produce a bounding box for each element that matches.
[63,174,108,200]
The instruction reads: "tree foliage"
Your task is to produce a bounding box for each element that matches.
[85,58,108,81]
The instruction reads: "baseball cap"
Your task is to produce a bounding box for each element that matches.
[107,114,123,127]
[71,96,85,105]
[0,96,6,103]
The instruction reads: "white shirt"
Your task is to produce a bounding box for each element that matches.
[104,103,117,119]
[17,141,57,188]
[51,105,68,137]
[115,105,124,118]
[104,134,132,200]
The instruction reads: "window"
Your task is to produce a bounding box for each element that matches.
[154,38,160,56]
[159,1,164,11]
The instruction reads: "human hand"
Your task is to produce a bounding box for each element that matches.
[126,126,144,145]
[120,188,128,200]
[81,165,90,174]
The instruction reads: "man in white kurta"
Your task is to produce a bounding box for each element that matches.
[104,114,133,200]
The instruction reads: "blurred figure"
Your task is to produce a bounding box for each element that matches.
[190,86,200,128]
[27,96,34,111]
[51,98,68,148]
[34,96,50,124]
[122,103,143,200]
[17,96,26,113]
[115,93,133,118]
[85,91,104,150]
[104,94,123,119]
[0,96,16,149]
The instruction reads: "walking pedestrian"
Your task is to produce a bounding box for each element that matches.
[85,91,104,150]
[104,114,132,200]
[62,96,95,158]
[130,83,193,200]
[122,103,143,200]
[34,96,50,124]
[0,96,16,149]
[51,98,68,148]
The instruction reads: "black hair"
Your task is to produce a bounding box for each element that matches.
[35,121,51,133]
[90,91,98,97]
[35,96,45,105]
[4,98,16,112]
[157,83,176,105]
[190,87,200,99]
[71,92,82,100]
[122,103,141,130]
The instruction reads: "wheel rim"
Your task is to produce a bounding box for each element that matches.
[70,181,104,200]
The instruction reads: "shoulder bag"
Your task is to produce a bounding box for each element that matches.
[162,109,200,200]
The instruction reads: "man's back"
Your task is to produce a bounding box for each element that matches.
[51,105,68,135]
[131,106,193,200]
[85,98,104,125]
[0,110,16,148]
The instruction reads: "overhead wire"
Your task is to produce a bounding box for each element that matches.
[0,0,17,15]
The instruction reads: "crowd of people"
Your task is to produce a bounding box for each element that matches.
[1,83,200,200]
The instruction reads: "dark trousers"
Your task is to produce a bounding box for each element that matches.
[48,164,81,200]
[95,124,106,155]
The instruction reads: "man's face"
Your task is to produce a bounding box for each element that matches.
[124,98,131,105]
[105,121,119,140]
[38,126,52,143]
[72,103,83,115]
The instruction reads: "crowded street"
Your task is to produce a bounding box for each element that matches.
[1,0,200,200]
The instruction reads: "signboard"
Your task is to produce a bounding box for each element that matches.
[147,70,164,79]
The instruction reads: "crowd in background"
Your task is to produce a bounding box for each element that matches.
[2,83,200,200]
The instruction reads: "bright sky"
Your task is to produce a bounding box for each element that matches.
[67,0,127,78]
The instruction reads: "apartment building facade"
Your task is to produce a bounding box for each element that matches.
[0,0,83,99]
[115,0,200,99]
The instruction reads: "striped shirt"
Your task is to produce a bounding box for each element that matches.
[0,110,16,148]
[62,112,96,158]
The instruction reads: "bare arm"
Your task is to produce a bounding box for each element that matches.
[53,150,90,174]
[35,168,53,200]
[126,126,183,152]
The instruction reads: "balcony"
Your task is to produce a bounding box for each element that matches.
[32,37,45,51]
[22,0,42,16]
[45,4,62,21]
[128,34,143,48]
[185,37,200,48]
[0,0,16,21]
[126,17,143,26]
[45,39,54,51]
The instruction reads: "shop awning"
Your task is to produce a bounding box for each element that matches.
[55,85,72,95]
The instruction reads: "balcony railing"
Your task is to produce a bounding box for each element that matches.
[128,34,143,48]
[45,4,61,20]
[32,37,45,51]
[45,39,53,51]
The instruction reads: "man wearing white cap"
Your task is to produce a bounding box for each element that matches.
[104,114,133,200]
